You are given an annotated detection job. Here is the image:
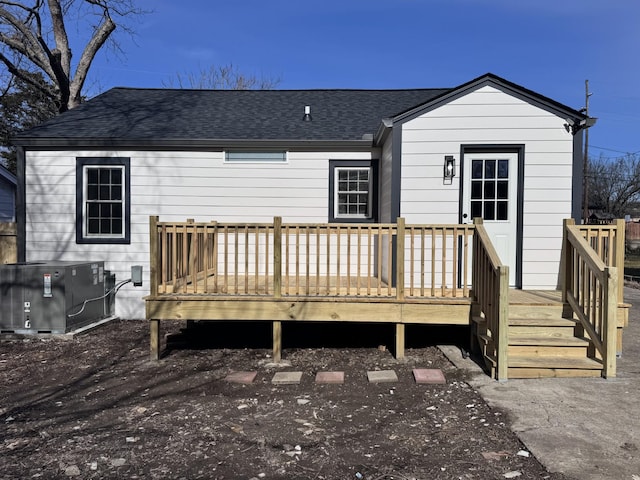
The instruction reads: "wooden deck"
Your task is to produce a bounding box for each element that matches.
[145,216,626,380]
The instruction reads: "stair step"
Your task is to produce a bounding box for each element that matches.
[507,355,602,370]
[509,335,589,347]
[507,367,602,379]
[509,317,576,327]
[509,304,564,319]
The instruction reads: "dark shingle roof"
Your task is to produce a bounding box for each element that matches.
[13,88,448,145]
[12,73,587,148]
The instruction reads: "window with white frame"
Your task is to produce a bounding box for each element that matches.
[225,151,287,163]
[329,160,377,222]
[76,158,130,244]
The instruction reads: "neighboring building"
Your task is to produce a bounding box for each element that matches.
[0,165,17,223]
[12,73,589,318]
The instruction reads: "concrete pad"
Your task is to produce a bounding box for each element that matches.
[413,368,446,384]
[438,287,640,480]
[367,370,398,383]
[271,371,303,385]
[225,371,257,384]
[315,371,344,384]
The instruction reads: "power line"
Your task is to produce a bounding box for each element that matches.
[591,145,640,155]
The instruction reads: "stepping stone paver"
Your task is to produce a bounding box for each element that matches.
[224,371,258,384]
[271,371,303,385]
[367,370,398,383]
[315,371,345,384]
[413,368,446,384]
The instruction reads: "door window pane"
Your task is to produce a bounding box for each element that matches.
[498,159,509,178]
[471,201,482,219]
[497,181,508,199]
[471,181,482,199]
[484,201,495,220]
[485,160,496,179]
[472,160,483,179]
[484,181,495,200]
[497,201,508,220]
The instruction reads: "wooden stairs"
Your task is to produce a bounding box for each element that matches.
[473,291,604,379]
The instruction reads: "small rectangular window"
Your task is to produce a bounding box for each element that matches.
[76,158,130,244]
[329,160,378,223]
[225,151,287,163]
[335,167,371,218]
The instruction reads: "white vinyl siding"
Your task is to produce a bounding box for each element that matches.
[399,85,574,289]
[24,149,374,318]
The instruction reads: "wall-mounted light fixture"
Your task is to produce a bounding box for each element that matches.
[444,155,455,183]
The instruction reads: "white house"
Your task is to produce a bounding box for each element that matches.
[13,73,588,319]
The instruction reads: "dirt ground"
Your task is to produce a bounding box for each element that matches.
[0,320,569,480]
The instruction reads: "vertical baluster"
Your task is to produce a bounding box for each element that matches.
[315,226,321,296]
[346,226,351,296]
[387,225,393,296]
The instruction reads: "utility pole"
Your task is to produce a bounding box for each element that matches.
[582,79,592,224]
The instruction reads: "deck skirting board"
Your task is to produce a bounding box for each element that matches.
[145,297,471,325]
[146,296,471,362]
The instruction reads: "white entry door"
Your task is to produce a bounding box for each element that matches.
[462,152,519,286]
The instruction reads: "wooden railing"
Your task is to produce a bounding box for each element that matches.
[149,216,475,300]
[471,219,509,381]
[563,219,618,377]
[576,219,625,304]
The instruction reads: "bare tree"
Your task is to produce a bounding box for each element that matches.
[164,63,281,90]
[588,153,640,217]
[0,0,143,113]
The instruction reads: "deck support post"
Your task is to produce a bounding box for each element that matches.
[273,321,282,363]
[395,323,405,359]
[614,219,625,304]
[496,265,509,382]
[274,217,282,298]
[150,319,160,361]
[603,267,618,378]
[149,216,159,296]
[395,218,405,301]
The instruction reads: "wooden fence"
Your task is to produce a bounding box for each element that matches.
[0,222,17,264]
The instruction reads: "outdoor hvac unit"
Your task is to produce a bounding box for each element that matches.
[0,261,113,334]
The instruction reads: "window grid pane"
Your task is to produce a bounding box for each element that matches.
[336,167,370,218]
[85,166,125,237]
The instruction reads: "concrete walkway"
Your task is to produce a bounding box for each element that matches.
[442,286,640,480]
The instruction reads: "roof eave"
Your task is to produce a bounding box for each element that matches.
[12,137,375,151]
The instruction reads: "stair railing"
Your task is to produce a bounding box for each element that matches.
[472,219,509,381]
[562,219,618,378]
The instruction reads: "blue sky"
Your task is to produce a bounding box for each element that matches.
[84,0,640,158]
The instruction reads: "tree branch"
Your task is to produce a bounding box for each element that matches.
[47,0,71,75]
[0,50,57,99]
[68,9,114,107]
[0,4,52,76]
